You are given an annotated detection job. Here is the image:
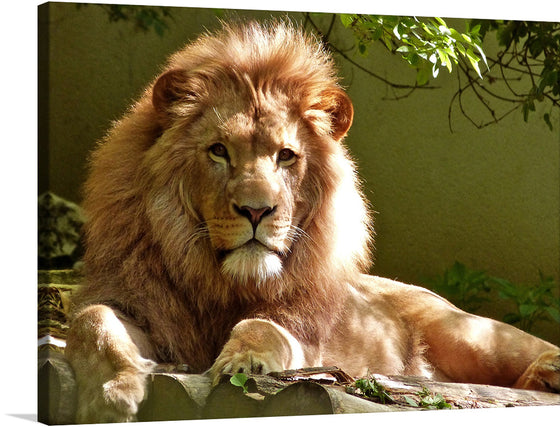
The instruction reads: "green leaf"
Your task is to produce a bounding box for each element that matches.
[493,277,517,293]
[393,24,402,40]
[434,394,452,409]
[468,56,482,79]
[469,24,481,36]
[371,25,383,41]
[445,46,458,61]
[407,52,420,66]
[417,389,451,409]
[465,48,480,62]
[474,44,489,71]
[545,306,560,323]
[437,49,452,72]
[519,304,538,317]
[528,38,544,57]
[404,396,419,407]
[358,41,367,55]
[540,69,558,90]
[434,17,447,27]
[449,28,463,41]
[416,67,431,86]
[422,22,434,36]
[230,373,249,393]
[355,377,394,404]
[340,14,355,28]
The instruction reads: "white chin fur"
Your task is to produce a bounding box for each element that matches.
[221,243,282,282]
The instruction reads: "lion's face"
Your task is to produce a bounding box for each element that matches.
[140,23,369,291]
[147,74,330,284]
[191,91,310,282]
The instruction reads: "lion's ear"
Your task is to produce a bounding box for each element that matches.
[325,88,354,142]
[152,69,195,123]
[307,88,354,142]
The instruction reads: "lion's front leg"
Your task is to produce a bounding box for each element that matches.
[209,319,307,384]
[65,304,157,423]
[514,350,560,393]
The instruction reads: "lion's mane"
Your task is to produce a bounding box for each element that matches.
[75,21,373,371]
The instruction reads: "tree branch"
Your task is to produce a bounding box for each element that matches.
[304,13,440,93]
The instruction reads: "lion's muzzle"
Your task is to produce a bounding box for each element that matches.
[233,204,277,233]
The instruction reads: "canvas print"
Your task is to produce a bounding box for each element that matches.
[38,2,560,424]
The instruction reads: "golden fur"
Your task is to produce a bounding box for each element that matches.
[65,21,559,423]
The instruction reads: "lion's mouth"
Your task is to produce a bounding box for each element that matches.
[218,239,285,281]
[218,239,283,260]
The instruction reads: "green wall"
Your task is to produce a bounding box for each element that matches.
[39,3,559,343]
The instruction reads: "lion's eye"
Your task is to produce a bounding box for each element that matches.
[209,143,227,157]
[208,143,229,163]
[278,148,297,166]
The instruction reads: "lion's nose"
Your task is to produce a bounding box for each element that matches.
[234,204,276,230]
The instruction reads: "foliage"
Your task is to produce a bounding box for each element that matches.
[339,15,487,87]
[422,262,560,334]
[422,261,492,312]
[306,13,559,131]
[493,272,560,333]
[354,379,451,409]
[416,387,452,409]
[354,377,394,404]
[38,192,85,270]
[77,3,173,36]
[471,20,560,130]
[230,372,249,393]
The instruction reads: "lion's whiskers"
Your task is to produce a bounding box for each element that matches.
[283,224,313,254]
[184,222,211,247]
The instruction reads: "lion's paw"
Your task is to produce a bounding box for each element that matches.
[515,350,560,393]
[209,348,284,385]
[209,318,306,385]
[76,369,151,423]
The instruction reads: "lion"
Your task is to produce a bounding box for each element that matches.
[65,20,560,423]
